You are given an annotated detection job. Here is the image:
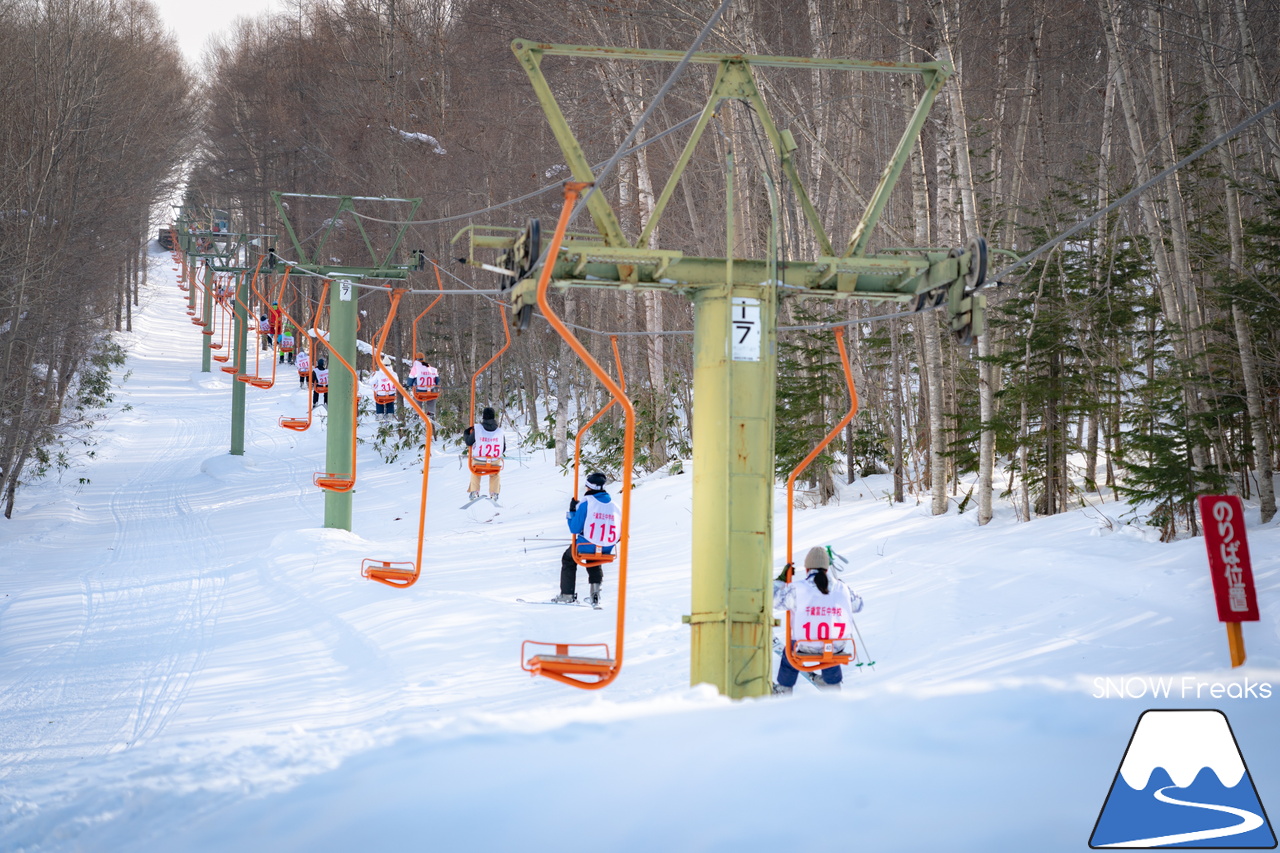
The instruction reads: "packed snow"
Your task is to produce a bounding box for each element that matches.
[1,246,1277,852]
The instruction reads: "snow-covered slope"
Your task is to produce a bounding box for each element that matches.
[0,248,1277,853]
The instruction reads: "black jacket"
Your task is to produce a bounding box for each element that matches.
[463,417,502,448]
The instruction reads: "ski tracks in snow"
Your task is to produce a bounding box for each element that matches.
[0,263,236,787]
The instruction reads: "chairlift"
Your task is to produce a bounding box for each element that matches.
[409,263,445,403]
[779,327,860,676]
[277,278,327,432]
[568,336,625,570]
[209,291,226,351]
[311,280,360,492]
[361,288,435,589]
[230,258,278,389]
[466,301,511,479]
[519,182,633,690]
[244,264,289,389]
[196,271,219,333]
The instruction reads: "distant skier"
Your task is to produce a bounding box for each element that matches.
[408,354,439,417]
[554,471,619,607]
[408,354,429,391]
[462,407,503,501]
[772,546,863,694]
[295,347,311,389]
[279,323,296,364]
[312,358,329,407]
[371,371,398,420]
[268,302,283,348]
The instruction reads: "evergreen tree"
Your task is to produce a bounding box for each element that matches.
[774,306,852,503]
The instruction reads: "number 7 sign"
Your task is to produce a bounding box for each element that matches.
[731,297,761,362]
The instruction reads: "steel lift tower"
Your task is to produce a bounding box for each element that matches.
[457,40,991,699]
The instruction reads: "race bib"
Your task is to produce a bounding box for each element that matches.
[474,435,503,459]
[582,497,620,546]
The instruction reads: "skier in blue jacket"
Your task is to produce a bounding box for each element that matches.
[553,471,619,606]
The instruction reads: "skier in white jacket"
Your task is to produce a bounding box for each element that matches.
[773,545,863,694]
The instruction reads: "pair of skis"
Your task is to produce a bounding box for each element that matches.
[516,597,603,611]
[460,495,500,510]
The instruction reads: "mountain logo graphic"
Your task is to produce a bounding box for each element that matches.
[1091,709,1276,848]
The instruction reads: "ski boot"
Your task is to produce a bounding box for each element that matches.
[587,583,602,607]
[552,593,577,604]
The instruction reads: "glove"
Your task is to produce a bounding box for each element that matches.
[568,498,579,513]
[775,562,794,583]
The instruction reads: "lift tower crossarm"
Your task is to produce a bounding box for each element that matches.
[518,41,949,74]
[844,65,951,258]
[512,45,629,249]
[271,192,422,279]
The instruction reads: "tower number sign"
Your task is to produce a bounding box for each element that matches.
[731,297,761,362]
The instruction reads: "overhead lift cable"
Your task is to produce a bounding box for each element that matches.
[560,0,734,240]
[782,95,1280,335]
[344,113,704,229]
[989,95,1280,283]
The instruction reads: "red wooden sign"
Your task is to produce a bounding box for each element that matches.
[1197,495,1260,623]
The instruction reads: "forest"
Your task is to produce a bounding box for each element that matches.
[3,0,1279,539]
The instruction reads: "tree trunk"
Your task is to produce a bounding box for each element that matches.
[1192,0,1276,522]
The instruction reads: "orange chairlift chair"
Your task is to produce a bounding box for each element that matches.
[222,256,266,375]
[272,278,298,361]
[211,272,244,367]
[276,278,328,432]
[466,301,511,480]
[233,260,286,389]
[409,263,445,404]
[190,267,206,324]
[277,295,298,361]
[361,288,435,589]
[567,335,626,571]
[310,280,360,493]
[243,263,290,389]
[209,276,228,353]
[520,182,634,690]
[185,263,199,317]
[194,269,218,333]
[780,327,860,677]
[217,287,241,372]
[183,259,195,306]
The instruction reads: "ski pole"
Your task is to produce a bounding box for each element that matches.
[851,616,875,668]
